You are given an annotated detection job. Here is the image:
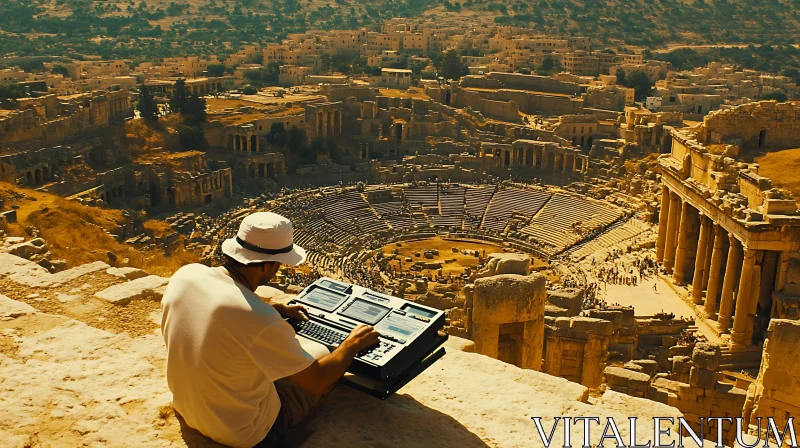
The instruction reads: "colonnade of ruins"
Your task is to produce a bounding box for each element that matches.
[187,81,222,95]
[314,109,342,139]
[655,185,789,349]
[304,103,343,140]
[489,144,588,175]
[107,94,131,120]
[227,125,259,153]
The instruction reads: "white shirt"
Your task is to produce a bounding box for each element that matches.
[161,264,315,447]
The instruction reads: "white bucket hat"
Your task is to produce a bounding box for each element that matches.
[221,212,306,266]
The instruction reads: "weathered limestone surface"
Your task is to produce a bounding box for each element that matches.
[95,275,169,305]
[0,294,37,318]
[1,252,110,288]
[472,274,546,370]
[744,319,800,431]
[604,366,652,397]
[690,342,721,371]
[473,253,531,279]
[106,267,149,280]
[472,274,545,324]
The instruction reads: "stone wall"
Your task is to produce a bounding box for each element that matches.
[698,101,800,151]
[485,72,582,95]
[743,319,800,436]
[605,342,750,447]
[545,316,612,389]
[0,91,132,153]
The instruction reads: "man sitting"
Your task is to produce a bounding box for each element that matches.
[161,212,379,447]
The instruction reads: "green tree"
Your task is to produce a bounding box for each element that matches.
[242,85,258,94]
[438,49,467,80]
[169,78,190,114]
[620,70,654,101]
[51,64,70,77]
[267,122,290,147]
[287,127,306,151]
[762,90,788,102]
[207,64,226,77]
[136,84,159,121]
[615,68,627,86]
[0,82,25,100]
[178,125,205,149]
[183,94,206,125]
[537,55,559,75]
[780,67,800,84]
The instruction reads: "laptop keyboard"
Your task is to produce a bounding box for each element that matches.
[291,320,347,346]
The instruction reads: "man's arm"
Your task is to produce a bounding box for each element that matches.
[288,325,379,396]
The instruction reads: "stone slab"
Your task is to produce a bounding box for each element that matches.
[95,275,169,305]
[0,294,37,318]
[105,267,149,280]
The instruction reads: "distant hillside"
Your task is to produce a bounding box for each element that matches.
[0,0,798,59]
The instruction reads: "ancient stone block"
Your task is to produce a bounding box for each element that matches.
[604,366,651,389]
[570,317,614,336]
[623,362,644,373]
[106,267,149,280]
[630,359,659,377]
[691,342,722,371]
[472,274,545,324]
[95,275,169,305]
[8,241,46,260]
[689,367,717,389]
[0,294,37,318]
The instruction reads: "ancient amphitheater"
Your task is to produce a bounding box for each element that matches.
[3,61,800,446]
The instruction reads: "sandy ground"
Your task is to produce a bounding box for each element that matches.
[383,236,504,276]
[754,147,800,205]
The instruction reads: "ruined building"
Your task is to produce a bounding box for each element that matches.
[657,101,800,350]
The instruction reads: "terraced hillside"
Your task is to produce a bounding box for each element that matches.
[0,0,798,59]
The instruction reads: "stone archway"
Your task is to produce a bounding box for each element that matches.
[525,148,533,167]
[258,164,265,177]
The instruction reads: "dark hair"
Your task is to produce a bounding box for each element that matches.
[223,254,269,269]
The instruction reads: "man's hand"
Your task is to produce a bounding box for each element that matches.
[342,324,380,353]
[289,324,381,396]
[274,303,309,321]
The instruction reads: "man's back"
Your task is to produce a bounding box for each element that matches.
[161,264,314,447]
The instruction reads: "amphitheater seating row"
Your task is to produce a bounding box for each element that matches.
[567,219,648,260]
[403,186,439,212]
[439,186,466,217]
[520,193,624,251]
[482,188,552,233]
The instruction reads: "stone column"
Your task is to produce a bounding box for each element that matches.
[691,215,711,304]
[704,225,725,318]
[521,319,544,371]
[718,235,742,333]
[701,224,715,290]
[731,248,757,348]
[572,155,578,173]
[776,251,790,291]
[663,192,681,272]
[472,322,500,359]
[656,185,671,262]
[673,201,691,284]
